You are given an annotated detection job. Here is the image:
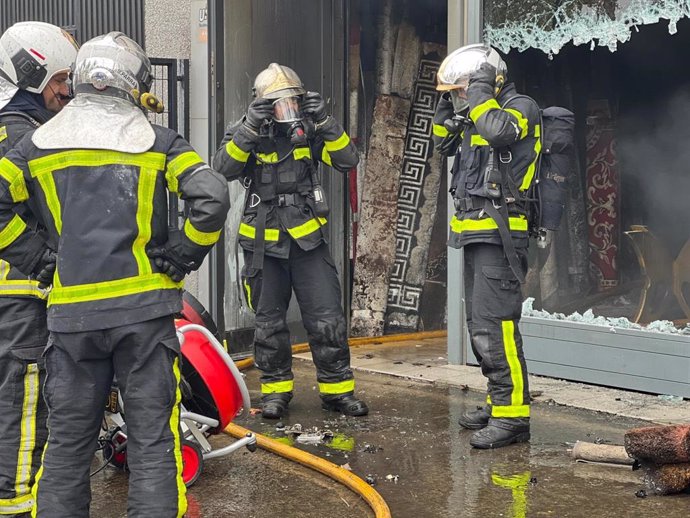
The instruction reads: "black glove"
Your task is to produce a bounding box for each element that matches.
[244,98,274,131]
[147,230,208,282]
[469,62,498,88]
[302,91,328,124]
[33,248,57,289]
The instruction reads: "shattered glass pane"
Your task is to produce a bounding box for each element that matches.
[484,0,690,56]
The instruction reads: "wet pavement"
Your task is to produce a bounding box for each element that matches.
[89,358,690,517]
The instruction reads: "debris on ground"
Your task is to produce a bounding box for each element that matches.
[365,474,377,485]
[570,441,635,467]
[275,423,336,445]
[385,474,400,483]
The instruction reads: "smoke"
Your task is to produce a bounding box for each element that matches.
[616,86,690,258]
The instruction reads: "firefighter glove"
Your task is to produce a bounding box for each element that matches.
[147,230,208,282]
[302,91,328,124]
[33,248,57,289]
[469,62,498,89]
[244,98,274,132]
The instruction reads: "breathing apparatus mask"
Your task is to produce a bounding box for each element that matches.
[272,95,308,145]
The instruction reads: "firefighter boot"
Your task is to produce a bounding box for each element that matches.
[261,393,292,419]
[458,405,491,430]
[469,418,530,449]
[321,393,369,417]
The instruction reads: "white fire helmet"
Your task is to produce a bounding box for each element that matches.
[0,21,78,108]
[253,63,306,100]
[436,44,507,113]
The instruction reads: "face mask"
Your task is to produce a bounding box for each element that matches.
[450,89,469,114]
[272,96,302,123]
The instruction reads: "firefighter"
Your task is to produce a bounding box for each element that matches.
[433,44,540,449]
[213,63,368,419]
[0,22,78,518]
[0,32,229,517]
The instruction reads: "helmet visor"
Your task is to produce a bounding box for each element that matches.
[273,96,302,123]
[450,89,469,114]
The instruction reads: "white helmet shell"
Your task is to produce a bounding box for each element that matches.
[73,32,152,104]
[253,63,306,100]
[0,21,78,97]
[436,44,507,92]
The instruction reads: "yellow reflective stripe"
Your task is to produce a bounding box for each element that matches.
[14,363,39,502]
[449,214,528,234]
[520,125,542,191]
[293,147,311,160]
[323,131,350,152]
[261,380,294,394]
[225,140,250,163]
[29,150,166,177]
[0,260,7,280]
[0,280,48,300]
[486,394,492,405]
[134,168,157,275]
[287,217,327,239]
[184,219,221,246]
[318,379,355,395]
[48,273,182,306]
[469,98,500,123]
[505,108,529,139]
[35,172,62,234]
[321,147,333,166]
[502,319,525,407]
[256,152,279,164]
[30,427,48,518]
[243,280,253,311]
[238,222,280,241]
[433,123,449,138]
[471,134,489,146]
[491,471,531,518]
[0,493,33,514]
[0,158,29,202]
[0,126,6,143]
[166,151,203,193]
[492,404,530,418]
[0,214,26,249]
[169,357,187,517]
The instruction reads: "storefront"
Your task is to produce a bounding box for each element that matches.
[454,0,690,397]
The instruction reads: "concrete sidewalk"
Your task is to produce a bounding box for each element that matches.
[294,336,690,425]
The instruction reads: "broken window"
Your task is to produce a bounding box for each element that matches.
[484,0,690,55]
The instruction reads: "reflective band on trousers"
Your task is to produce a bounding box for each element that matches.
[48,273,182,306]
[287,217,327,239]
[184,219,221,246]
[490,320,529,418]
[169,357,188,517]
[0,493,33,514]
[449,214,528,234]
[318,379,355,395]
[261,380,294,394]
[12,363,40,511]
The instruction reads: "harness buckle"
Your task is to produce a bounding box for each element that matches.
[499,150,512,163]
[242,176,252,189]
[249,193,261,208]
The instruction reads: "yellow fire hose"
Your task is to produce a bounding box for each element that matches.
[226,330,447,518]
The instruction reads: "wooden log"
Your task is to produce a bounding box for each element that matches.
[570,441,635,466]
[624,424,690,464]
[643,463,690,495]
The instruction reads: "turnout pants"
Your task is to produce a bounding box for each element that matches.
[464,243,530,419]
[34,316,186,518]
[242,242,355,399]
[0,298,48,517]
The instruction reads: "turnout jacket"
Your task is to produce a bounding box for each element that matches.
[0,111,46,301]
[213,116,358,260]
[433,82,541,249]
[0,125,229,332]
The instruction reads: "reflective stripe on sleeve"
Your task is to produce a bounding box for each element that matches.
[166,151,204,193]
[0,214,27,249]
[433,123,449,138]
[184,219,221,246]
[323,132,350,152]
[0,158,29,202]
[469,98,501,123]
[225,141,251,163]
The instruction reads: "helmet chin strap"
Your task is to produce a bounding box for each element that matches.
[47,82,68,109]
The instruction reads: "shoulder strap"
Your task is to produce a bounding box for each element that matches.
[0,111,40,128]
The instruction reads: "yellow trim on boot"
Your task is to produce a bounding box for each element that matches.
[318,379,355,395]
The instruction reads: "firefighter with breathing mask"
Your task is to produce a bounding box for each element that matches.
[433,44,541,449]
[213,63,368,419]
[0,21,78,518]
[0,32,229,517]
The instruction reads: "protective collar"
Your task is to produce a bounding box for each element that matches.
[32,93,155,152]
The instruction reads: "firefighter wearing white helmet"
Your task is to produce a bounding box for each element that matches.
[213,63,368,419]
[432,44,541,449]
[0,32,229,517]
[0,21,77,518]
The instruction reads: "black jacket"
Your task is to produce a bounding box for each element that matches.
[433,82,541,249]
[0,124,229,332]
[213,116,358,259]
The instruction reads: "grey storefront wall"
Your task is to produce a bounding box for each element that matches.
[446,0,690,398]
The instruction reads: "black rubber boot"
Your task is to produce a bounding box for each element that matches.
[321,394,369,417]
[469,418,530,449]
[261,393,292,419]
[458,405,491,430]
